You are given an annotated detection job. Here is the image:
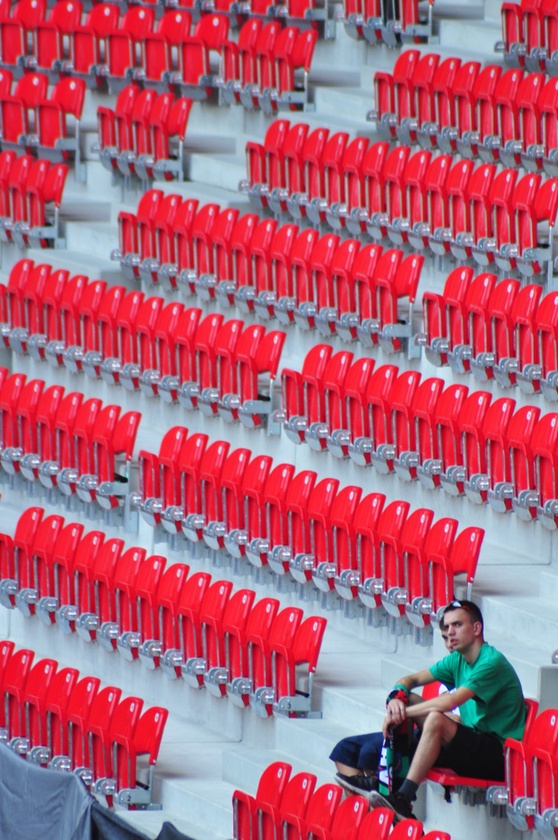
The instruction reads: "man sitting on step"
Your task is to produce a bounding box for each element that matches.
[331,600,526,822]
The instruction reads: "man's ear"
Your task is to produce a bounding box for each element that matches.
[472,620,483,637]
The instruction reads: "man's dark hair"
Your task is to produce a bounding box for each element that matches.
[442,599,484,630]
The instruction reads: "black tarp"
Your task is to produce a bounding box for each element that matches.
[90,801,151,840]
[155,821,196,840]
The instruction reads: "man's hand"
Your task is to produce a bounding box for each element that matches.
[383,698,407,736]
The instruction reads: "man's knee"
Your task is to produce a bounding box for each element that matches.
[422,711,458,743]
[422,710,450,733]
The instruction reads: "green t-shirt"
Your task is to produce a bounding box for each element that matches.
[429,643,526,744]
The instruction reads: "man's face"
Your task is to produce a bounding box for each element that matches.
[441,629,456,652]
[442,607,482,653]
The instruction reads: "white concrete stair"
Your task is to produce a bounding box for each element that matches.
[437,15,501,55]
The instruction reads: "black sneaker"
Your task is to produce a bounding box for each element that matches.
[368,790,417,822]
[334,772,379,796]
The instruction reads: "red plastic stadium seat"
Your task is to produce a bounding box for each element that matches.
[233,762,292,840]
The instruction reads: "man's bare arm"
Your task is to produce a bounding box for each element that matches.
[384,675,474,733]
[383,670,437,729]
[405,686,474,718]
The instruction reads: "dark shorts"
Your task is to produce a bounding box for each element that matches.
[435,722,505,781]
[330,722,504,781]
[329,732,385,771]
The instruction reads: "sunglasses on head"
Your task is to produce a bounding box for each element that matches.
[445,600,479,620]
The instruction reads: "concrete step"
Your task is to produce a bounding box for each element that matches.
[312,23,372,72]
[538,567,558,602]
[222,743,332,793]
[184,132,238,160]
[187,150,247,194]
[147,719,239,839]
[24,247,120,282]
[484,0,505,23]
[272,715,381,774]
[60,193,112,227]
[311,85,373,132]
[111,176,252,216]
[312,627,388,733]
[434,0,485,20]
[63,218,119,258]
[423,783,526,840]
[157,776,236,839]
[64,160,117,205]
[475,566,558,642]
[437,15,501,55]
[124,809,233,840]
[189,100,249,137]
[73,142,244,212]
